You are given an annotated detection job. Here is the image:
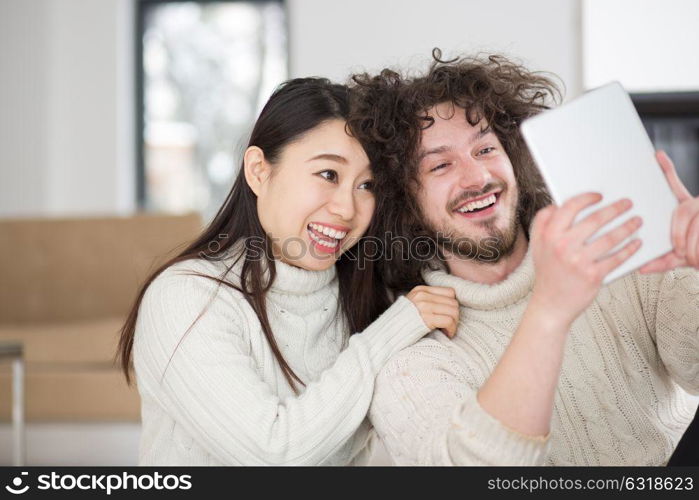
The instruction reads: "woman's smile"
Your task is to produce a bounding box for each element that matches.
[306,222,351,254]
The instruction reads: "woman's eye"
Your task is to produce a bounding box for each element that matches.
[477,147,495,156]
[358,180,374,191]
[430,163,450,173]
[318,170,338,182]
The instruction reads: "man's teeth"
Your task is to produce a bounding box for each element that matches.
[456,194,497,213]
[307,223,347,247]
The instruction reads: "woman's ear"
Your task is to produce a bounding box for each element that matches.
[243,146,271,196]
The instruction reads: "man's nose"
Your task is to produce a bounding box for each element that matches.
[456,159,491,191]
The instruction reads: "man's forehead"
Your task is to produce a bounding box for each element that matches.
[419,107,491,154]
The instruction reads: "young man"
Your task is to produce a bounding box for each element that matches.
[349,53,699,465]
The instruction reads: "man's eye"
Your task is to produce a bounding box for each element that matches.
[318,170,338,182]
[430,163,450,173]
[478,147,495,156]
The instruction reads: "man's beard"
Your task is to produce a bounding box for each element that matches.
[423,189,521,264]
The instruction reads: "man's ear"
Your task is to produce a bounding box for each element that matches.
[243,146,271,196]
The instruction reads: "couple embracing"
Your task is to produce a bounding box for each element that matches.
[118,52,699,466]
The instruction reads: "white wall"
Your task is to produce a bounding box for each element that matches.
[0,0,51,217]
[583,0,699,92]
[0,0,135,218]
[288,0,583,97]
[0,0,582,218]
[45,0,135,216]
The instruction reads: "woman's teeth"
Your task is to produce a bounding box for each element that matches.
[308,223,347,239]
[307,223,347,249]
[456,193,497,213]
[309,231,338,248]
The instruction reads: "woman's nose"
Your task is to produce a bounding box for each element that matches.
[327,185,356,221]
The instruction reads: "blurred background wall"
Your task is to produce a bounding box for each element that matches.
[4,0,697,220]
[0,0,585,220]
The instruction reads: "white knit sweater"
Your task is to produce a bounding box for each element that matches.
[133,248,430,465]
[370,248,699,465]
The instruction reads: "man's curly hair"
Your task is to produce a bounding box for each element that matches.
[348,50,562,293]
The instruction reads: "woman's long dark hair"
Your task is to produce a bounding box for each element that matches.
[117,78,391,392]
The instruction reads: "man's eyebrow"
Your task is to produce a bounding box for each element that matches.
[417,145,451,162]
[307,153,348,164]
[472,125,493,142]
[418,126,494,163]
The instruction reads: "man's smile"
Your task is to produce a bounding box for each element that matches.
[452,191,502,219]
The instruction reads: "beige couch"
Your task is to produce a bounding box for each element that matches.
[0,213,202,422]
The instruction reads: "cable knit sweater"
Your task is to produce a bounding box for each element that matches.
[370,248,699,465]
[133,247,430,465]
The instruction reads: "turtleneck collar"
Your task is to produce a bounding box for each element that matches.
[221,240,337,297]
[266,255,337,296]
[422,246,535,310]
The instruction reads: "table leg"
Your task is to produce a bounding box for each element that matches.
[12,357,25,466]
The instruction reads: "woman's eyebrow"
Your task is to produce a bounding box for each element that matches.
[307,153,347,163]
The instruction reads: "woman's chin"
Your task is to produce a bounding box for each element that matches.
[277,234,366,271]
[285,254,337,272]
[308,258,338,271]
[280,246,338,271]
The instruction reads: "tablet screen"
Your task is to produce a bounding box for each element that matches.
[520,82,676,284]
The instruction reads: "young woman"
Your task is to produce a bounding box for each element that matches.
[117,78,459,465]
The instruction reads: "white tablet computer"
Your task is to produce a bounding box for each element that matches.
[520,81,677,284]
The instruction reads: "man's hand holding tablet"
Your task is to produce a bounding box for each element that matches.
[521,82,687,284]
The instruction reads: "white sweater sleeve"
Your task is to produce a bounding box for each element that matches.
[133,267,430,465]
[636,268,699,395]
[370,338,550,465]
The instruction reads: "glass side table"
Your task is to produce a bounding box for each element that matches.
[0,342,25,466]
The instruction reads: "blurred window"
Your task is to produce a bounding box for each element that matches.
[137,0,287,221]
